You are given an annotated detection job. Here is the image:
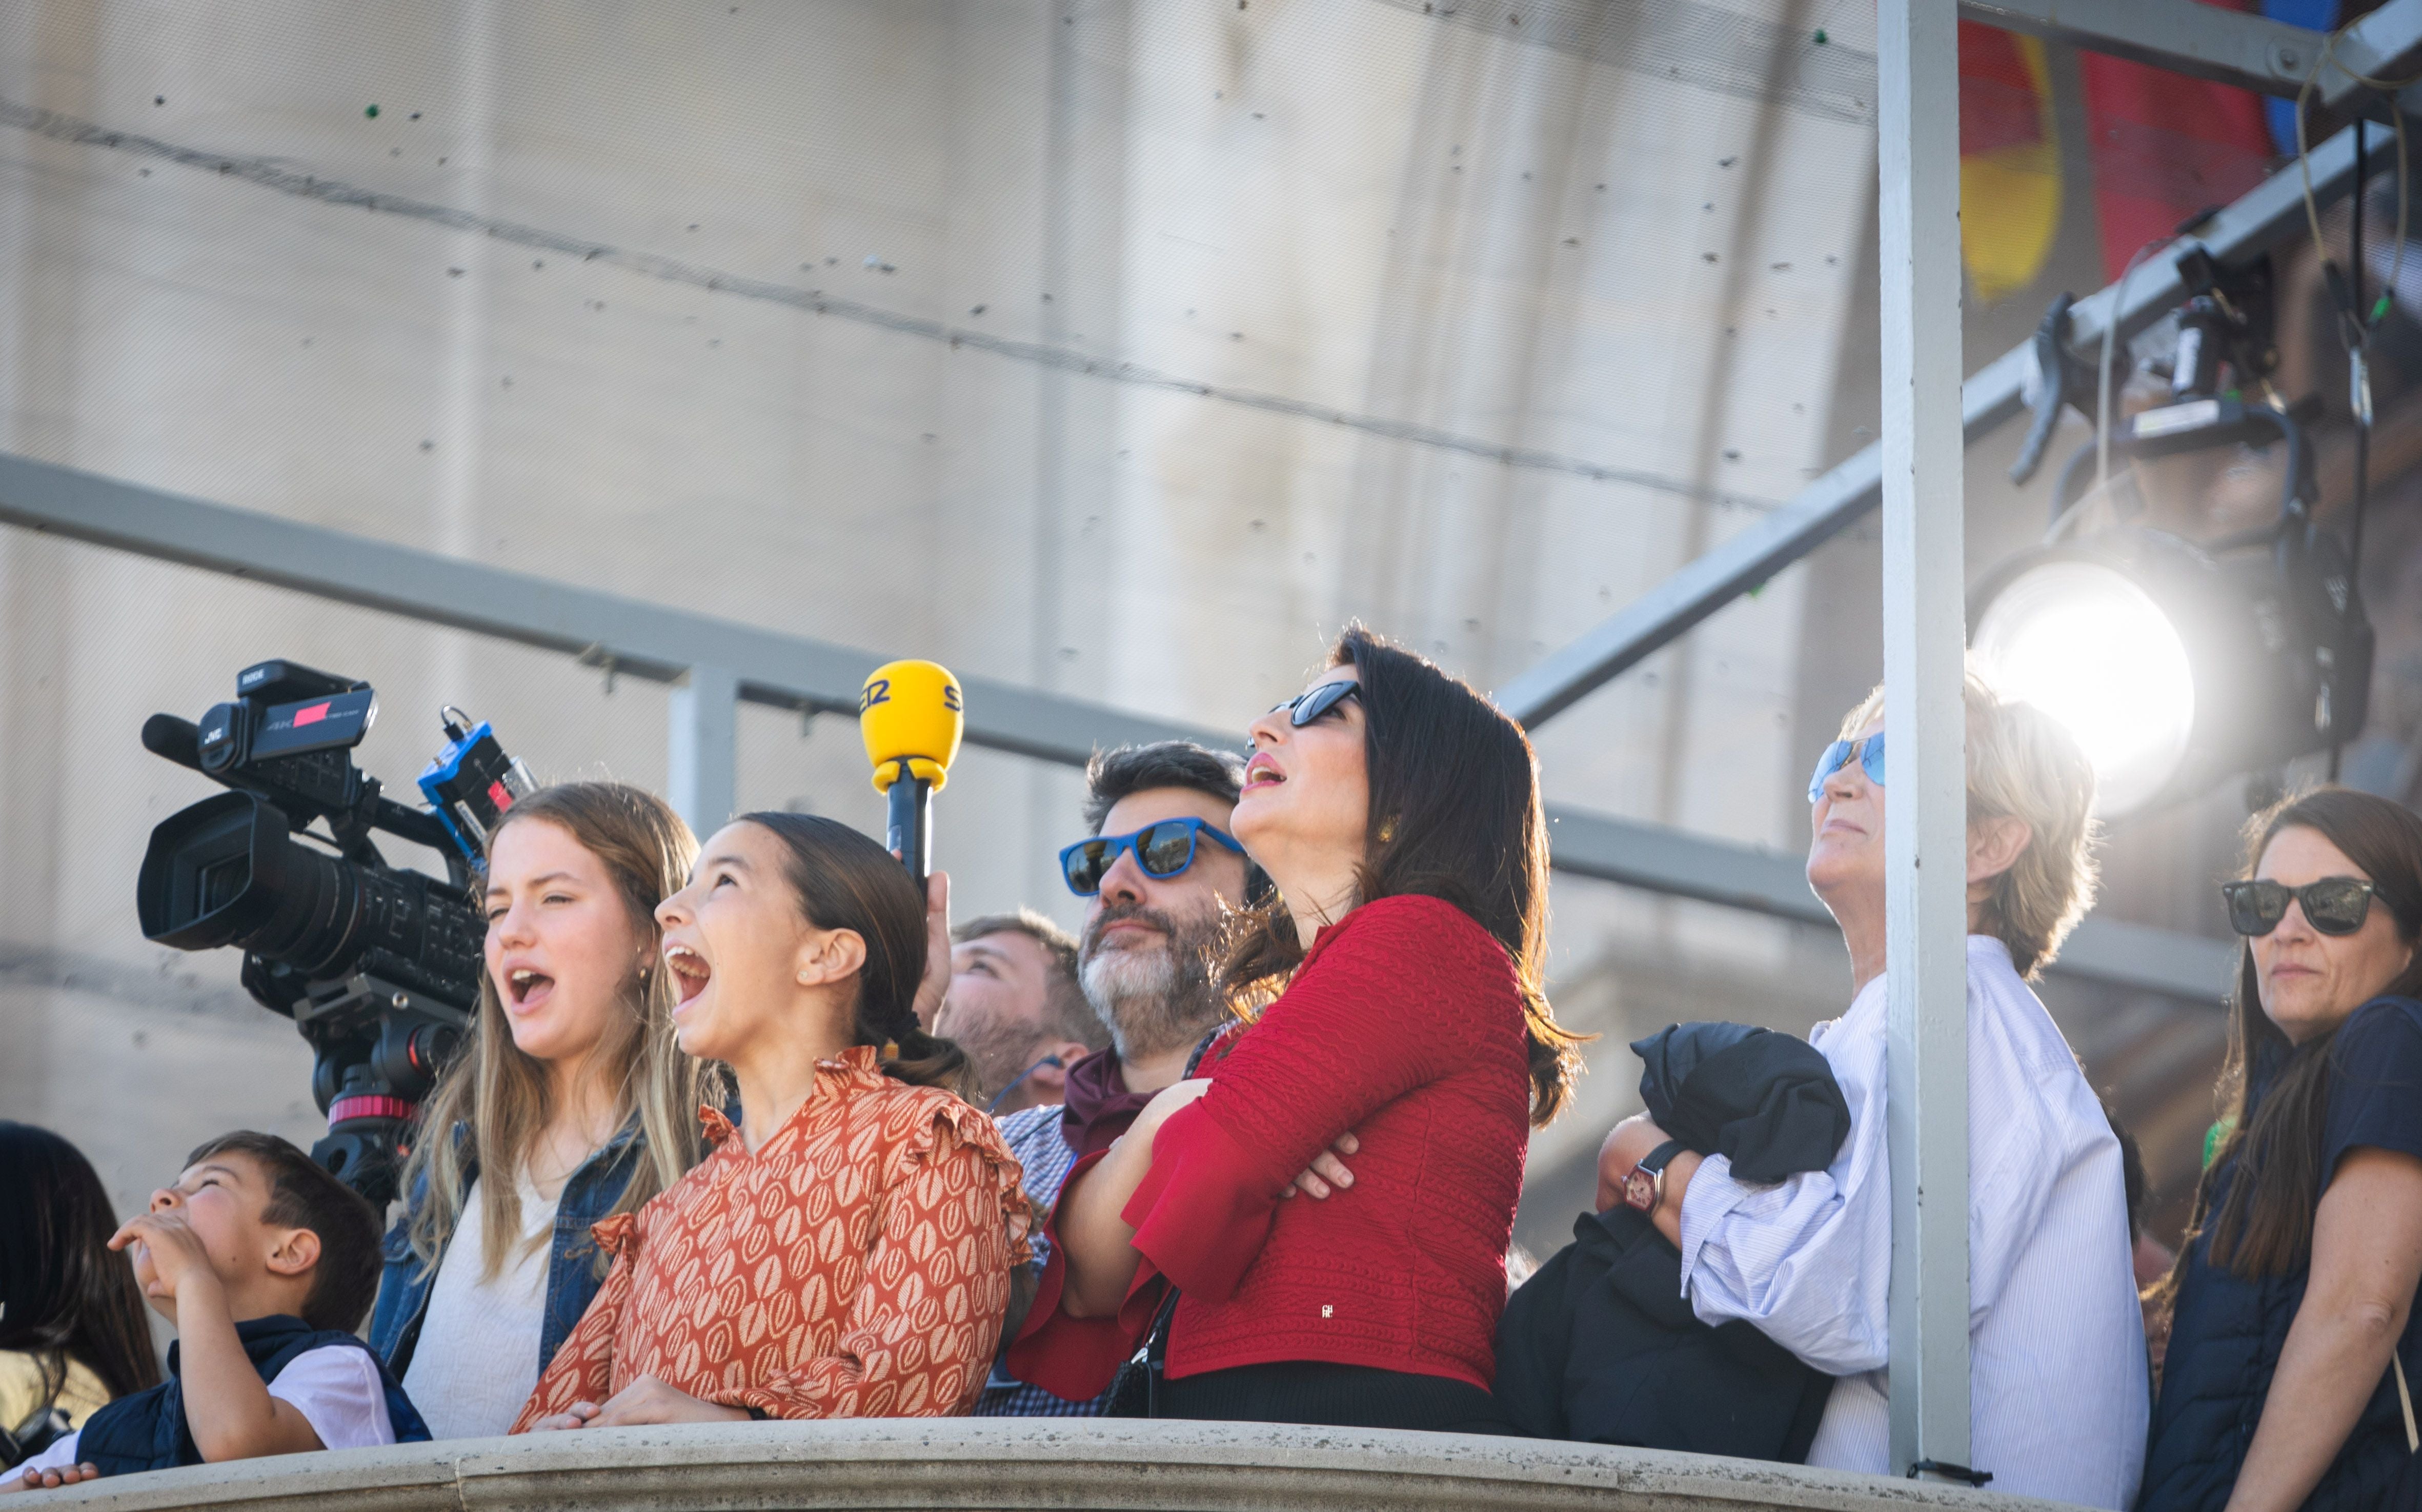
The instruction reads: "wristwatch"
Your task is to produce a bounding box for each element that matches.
[1621,1139,1686,1215]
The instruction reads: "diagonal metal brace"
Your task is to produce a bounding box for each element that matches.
[1962,0,2422,116]
[2009,293,2098,487]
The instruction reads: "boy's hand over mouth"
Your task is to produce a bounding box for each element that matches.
[110,1207,225,1314]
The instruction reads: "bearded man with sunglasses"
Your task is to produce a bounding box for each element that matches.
[1596,670,2146,1507]
[975,741,1265,1417]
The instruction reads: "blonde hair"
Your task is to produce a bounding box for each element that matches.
[1838,664,2099,978]
[403,782,718,1279]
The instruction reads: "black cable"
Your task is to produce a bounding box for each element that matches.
[2334,119,2373,782]
[2354,118,2372,562]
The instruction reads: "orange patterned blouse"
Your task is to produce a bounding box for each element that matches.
[510,1046,1030,1426]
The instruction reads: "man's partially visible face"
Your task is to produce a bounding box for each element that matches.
[1082,788,1246,955]
[1079,787,1244,1061]
[935,930,1057,1100]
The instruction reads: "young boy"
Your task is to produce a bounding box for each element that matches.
[7,1132,428,1491]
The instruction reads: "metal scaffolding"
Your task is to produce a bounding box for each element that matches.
[1498,0,2422,735]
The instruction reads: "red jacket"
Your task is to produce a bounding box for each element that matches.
[1008,893,1533,1396]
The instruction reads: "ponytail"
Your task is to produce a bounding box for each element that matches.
[874,1017,975,1095]
[737,811,977,1099]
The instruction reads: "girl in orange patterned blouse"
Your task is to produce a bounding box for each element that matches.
[511,813,1028,1429]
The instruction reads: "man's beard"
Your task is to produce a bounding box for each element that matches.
[1078,902,1227,1063]
[936,1000,1053,1107]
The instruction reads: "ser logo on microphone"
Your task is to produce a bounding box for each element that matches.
[861,678,960,714]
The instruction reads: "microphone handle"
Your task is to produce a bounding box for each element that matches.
[885,765,932,891]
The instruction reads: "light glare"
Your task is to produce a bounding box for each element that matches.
[1973,561,2195,814]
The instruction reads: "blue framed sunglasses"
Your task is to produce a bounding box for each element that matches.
[1807,732,1886,803]
[1271,680,1361,725]
[1060,817,1247,896]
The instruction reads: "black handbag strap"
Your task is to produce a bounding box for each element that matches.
[1141,1286,1181,1416]
[1105,1030,1222,1419]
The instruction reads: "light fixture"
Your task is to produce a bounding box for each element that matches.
[1969,514,2369,816]
[1972,558,2195,814]
[1985,245,2372,816]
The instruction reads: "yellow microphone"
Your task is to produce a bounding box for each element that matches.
[858,659,964,888]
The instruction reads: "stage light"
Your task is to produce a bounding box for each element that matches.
[1986,246,2370,816]
[1969,523,2370,817]
[1972,559,2196,814]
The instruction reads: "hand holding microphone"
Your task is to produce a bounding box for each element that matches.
[859,658,963,886]
[861,660,964,1027]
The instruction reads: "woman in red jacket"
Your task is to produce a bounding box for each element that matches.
[1008,627,1584,1429]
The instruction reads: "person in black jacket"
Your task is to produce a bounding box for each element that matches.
[2141,789,2422,1512]
[1491,1022,1847,1460]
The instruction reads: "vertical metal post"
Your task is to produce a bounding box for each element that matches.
[1878,0,1972,1480]
[669,663,739,838]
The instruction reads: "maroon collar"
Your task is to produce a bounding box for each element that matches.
[1057,1022,1243,1158]
[1058,1046,1154,1158]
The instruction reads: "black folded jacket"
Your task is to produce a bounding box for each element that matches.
[1629,1021,1852,1184]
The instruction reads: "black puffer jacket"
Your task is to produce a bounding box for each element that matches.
[1492,1203,1832,1458]
[1491,1022,1849,1461]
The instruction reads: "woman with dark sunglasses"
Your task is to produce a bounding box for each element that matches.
[2141,788,2422,1512]
[1006,627,1584,1430]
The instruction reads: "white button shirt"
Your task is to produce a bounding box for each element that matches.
[1676,936,2148,1509]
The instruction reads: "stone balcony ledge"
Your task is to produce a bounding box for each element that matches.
[19,1419,2079,1511]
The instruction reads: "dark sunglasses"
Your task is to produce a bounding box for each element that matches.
[1808,732,1886,803]
[1271,680,1362,726]
[1060,817,1247,897]
[2222,876,2382,938]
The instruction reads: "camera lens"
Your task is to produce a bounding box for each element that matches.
[139,790,483,1010]
[138,791,352,970]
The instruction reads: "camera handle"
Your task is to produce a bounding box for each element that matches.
[291,973,475,1207]
[144,711,469,885]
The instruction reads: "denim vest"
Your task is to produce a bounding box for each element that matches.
[78,1315,430,1475]
[366,1118,647,1382]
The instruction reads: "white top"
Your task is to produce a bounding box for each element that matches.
[1676,935,2149,1510]
[17,1345,395,1474]
[400,1174,558,1440]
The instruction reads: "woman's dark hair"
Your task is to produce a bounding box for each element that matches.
[737,811,974,1096]
[2174,788,2422,1281]
[0,1123,162,1401]
[1221,627,1588,1125]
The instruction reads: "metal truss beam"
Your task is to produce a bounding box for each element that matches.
[1500,115,2399,731]
[1960,0,2422,110]
[0,454,1202,769]
[0,455,2235,1001]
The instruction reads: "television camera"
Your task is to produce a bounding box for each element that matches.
[135,660,533,1204]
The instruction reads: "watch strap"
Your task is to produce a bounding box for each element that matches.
[1621,1139,1688,1214]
